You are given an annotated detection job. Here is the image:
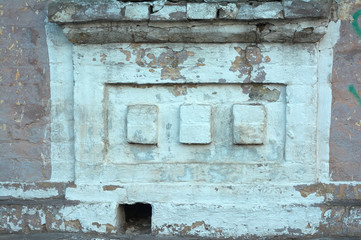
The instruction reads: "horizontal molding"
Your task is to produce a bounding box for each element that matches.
[48,0,333,43]
[62,19,328,44]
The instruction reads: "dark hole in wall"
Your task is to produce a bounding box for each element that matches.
[121,203,152,234]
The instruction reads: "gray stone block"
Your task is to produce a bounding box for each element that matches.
[219,3,239,19]
[283,0,332,19]
[179,104,212,144]
[127,105,158,145]
[232,104,265,145]
[187,3,217,20]
[48,0,125,23]
[150,5,187,21]
[236,2,284,20]
[125,4,150,21]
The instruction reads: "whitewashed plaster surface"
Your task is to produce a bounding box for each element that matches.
[72,42,317,185]
[46,22,75,182]
[35,21,342,237]
[316,20,341,182]
[0,184,59,199]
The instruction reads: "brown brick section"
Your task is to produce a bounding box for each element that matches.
[0,0,51,181]
[296,183,361,236]
[330,2,361,181]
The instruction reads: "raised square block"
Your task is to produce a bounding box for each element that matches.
[232,104,265,145]
[179,104,212,144]
[127,105,158,145]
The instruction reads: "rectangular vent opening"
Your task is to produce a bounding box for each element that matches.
[120,203,152,234]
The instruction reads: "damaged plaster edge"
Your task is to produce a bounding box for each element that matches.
[0,188,59,199]
[45,21,75,183]
[64,182,327,205]
[316,20,341,183]
[152,202,322,237]
[1,202,119,234]
[0,182,66,199]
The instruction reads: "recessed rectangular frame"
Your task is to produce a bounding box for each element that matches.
[106,83,285,166]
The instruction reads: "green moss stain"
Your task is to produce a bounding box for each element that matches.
[349,85,361,107]
[352,10,361,37]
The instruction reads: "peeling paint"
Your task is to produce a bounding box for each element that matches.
[100,53,107,63]
[229,46,251,79]
[102,185,123,191]
[171,85,187,97]
[154,221,224,237]
[229,46,267,82]
[92,222,101,228]
[295,183,361,201]
[120,49,131,61]
[105,223,117,233]
[64,219,81,232]
[249,85,281,102]
[122,45,195,80]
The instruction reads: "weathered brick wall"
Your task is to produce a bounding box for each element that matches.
[0,0,50,182]
[2,0,361,238]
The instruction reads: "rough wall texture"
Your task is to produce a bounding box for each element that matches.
[330,0,361,181]
[0,0,51,182]
[2,0,361,239]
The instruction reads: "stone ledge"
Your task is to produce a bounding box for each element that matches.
[0,182,74,200]
[61,19,328,44]
[0,198,80,206]
[48,0,333,23]
[48,0,333,43]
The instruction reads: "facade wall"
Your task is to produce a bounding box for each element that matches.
[330,0,361,181]
[1,0,361,238]
[0,0,50,182]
